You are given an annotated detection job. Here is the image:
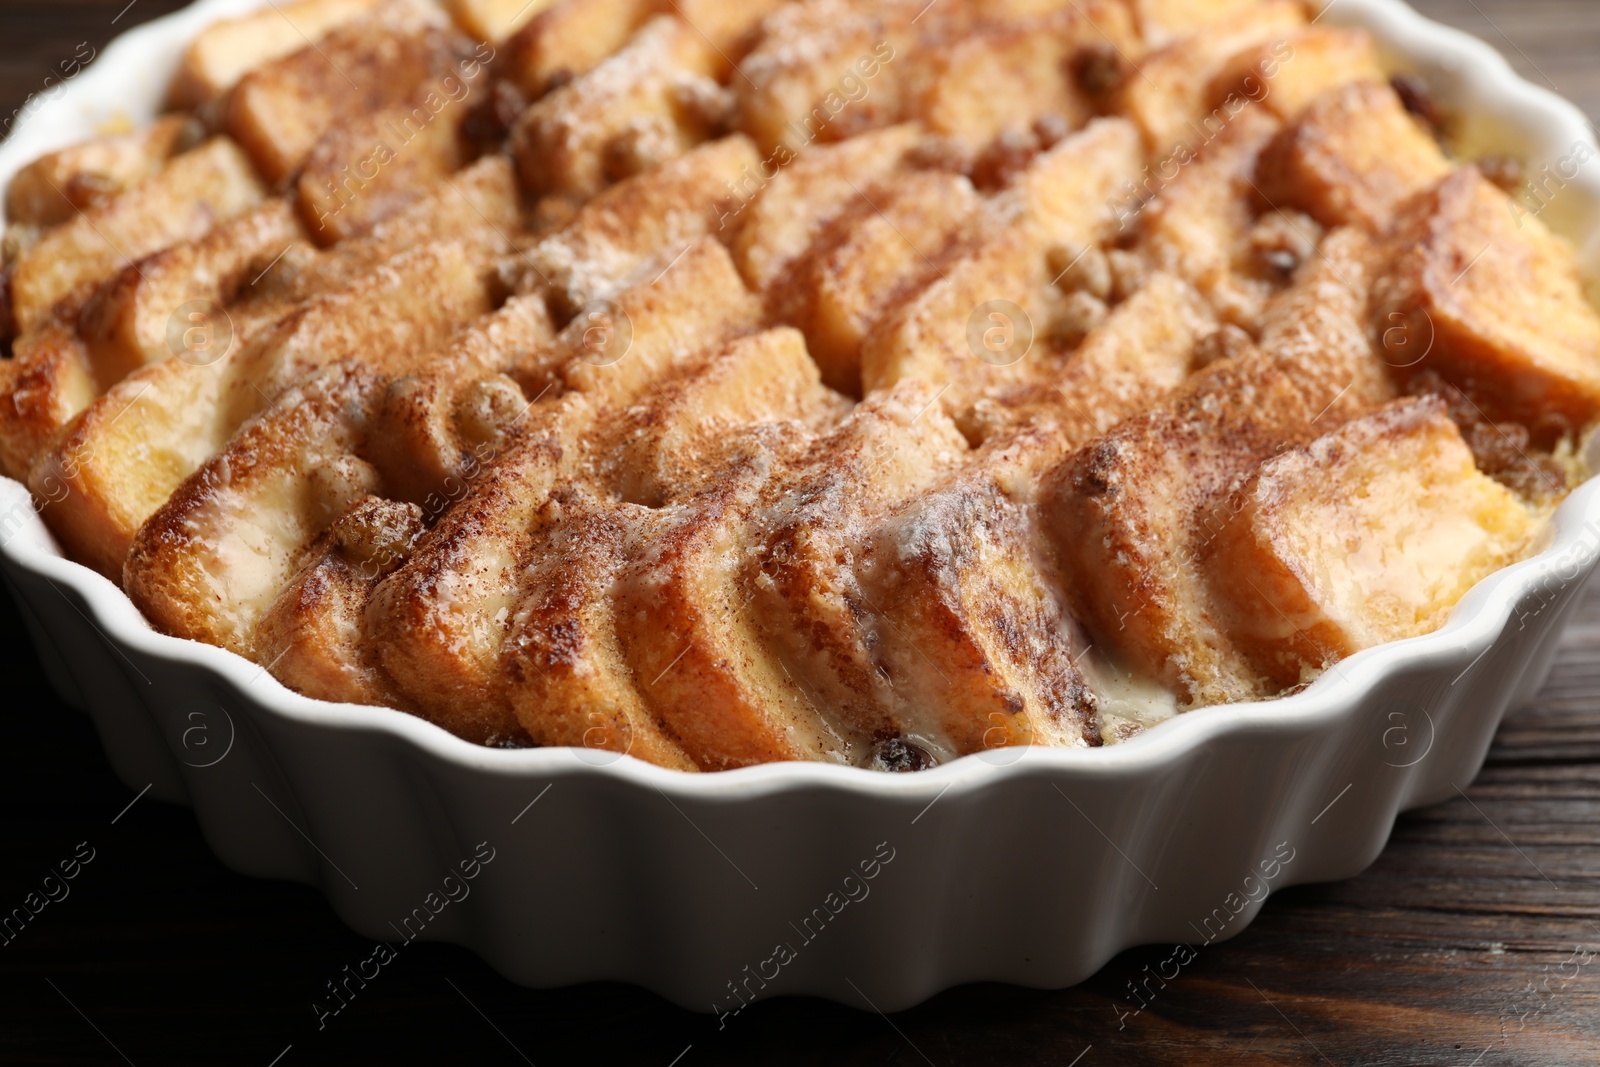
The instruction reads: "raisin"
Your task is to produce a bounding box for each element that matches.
[1072,44,1125,99]
[1391,73,1446,135]
[870,737,936,773]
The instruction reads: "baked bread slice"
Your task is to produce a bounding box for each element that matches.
[858,271,1215,757]
[169,0,383,109]
[33,157,519,577]
[366,239,763,743]
[1373,168,1600,442]
[4,115,200,228]
[509,330,842,767]
[4,0,1595,771]
[1205,395,1537,686]
[1043,228,1396,705]
[8,137,264,335]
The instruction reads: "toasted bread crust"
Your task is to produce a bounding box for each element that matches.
[9,138,265,334]
[504,0,657,97]
[1257,79,1451,231]
[227,2,475,187]
[4,0,1593,768]
[169,0,383,109]
[1372,168,1600,442]
[0,323,97,482]
[1044,229,1397,704]
[505,493,701,768]
[858,117,1144,423]
[365,241,763,741]
[5,116,199,228]
[78,200,306,389]
[1204,397,1536,685]
[253,496,426,709]
[125,362,387,651]
[511,16,722,199]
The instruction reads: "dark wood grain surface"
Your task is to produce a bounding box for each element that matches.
[1,2,1597,1064]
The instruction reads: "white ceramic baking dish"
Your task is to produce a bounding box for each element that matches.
[2,0,1598,1013]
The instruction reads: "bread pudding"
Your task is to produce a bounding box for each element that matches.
[1,0,1593,770]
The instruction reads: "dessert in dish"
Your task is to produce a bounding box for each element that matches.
[1,0,1593,770]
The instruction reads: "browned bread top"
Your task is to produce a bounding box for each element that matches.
[3,0,1593,769]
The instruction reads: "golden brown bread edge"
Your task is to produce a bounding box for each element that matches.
[1041,228,1397,707]
[3,0,1600,771]
[33,157,520,580]
[1202,394,1536,688]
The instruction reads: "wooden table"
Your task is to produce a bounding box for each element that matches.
[1,2,1597,1063]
